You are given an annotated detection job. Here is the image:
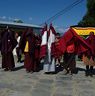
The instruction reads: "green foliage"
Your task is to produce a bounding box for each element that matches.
[78,0,95,26]
[80,35,88,39]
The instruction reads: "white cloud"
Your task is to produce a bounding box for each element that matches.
[0,16,6,20]
[2,16,6,19]
[0,16,23,22]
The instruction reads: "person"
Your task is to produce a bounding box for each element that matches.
[19,28,35,73]
[63,40,76,75]
[40,24,56,74]
[13,32,21,62]
[34,34,41,71]
[83,32,95,76]
[0,38,1,51]
[54,33,62,68]
[57,28,91,75]
[0,28,17,71]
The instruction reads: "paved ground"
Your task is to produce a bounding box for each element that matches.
[0,56,95,96]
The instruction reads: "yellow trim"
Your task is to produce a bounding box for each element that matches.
[73,27,95,35]
[24,41,29,52]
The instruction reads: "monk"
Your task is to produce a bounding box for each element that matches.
[84,32,95,76]
[19,28,35,73]
[54,33,62,68]
[0,39,1,51]
[34,34,41,71]
[1,28,17,71]
[63,39,76,75]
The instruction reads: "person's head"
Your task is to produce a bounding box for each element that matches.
[26,27,33,36]
[56,33,60,39]
[90,31,94,36]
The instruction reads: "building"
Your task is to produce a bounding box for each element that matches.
[0,21,42,35]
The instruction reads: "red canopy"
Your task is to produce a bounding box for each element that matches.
[57,28,91,55]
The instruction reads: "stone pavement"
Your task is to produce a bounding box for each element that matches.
[0,58,95,96]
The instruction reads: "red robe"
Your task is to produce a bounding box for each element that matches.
[1,29,17,70]
[57,28,91,55]
[85,34,95,58]
[19,28,36,72]
[53,38,62,59]
[34,35,41,71]
[40,25,47,59]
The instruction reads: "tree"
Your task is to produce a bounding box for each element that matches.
[13,19,23,23]
[78,0,95,26]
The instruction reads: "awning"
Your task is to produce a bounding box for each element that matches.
[72,27,95,35]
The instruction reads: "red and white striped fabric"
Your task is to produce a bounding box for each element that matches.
[48,24,56,62]
[40,24,48,59]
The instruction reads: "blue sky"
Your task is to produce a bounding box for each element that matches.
[0,0,87,29]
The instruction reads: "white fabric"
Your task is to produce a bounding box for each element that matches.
[44,58,55,72]
[13,36,20,56]
[41,31,47,46]
[48,29,55,63]
[43,28,56,73]
[16,36,20,48]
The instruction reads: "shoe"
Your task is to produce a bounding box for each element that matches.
[44,72,51,74]
[20,60,24,63]
[90,74,93,77]
[89,71,93,77]
[85,70,89,77]
[56,64,59,67]
[4,68,9,71]
[9,68,14,71]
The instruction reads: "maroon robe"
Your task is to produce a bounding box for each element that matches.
[1,29,17,70]
[40,25,47,59]
[53,36,62,65]
[54,41,62,59]
[83,32,95,72]
[34,35,41,71]
[85,33,95,59]
[19,28,36,72]
[0,32,1,46]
